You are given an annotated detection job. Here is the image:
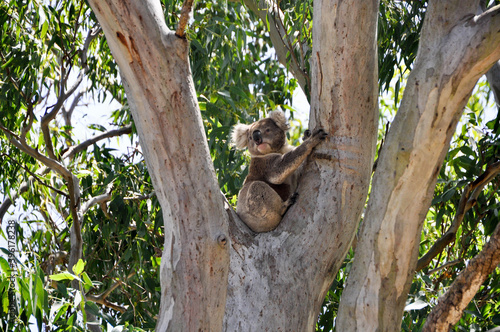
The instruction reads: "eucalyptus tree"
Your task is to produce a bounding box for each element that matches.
[1,0,500,331]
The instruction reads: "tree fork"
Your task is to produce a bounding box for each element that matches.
[87,1,230,330]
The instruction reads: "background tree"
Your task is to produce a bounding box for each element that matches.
[1,0,500,331]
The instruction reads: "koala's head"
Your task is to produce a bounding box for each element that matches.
[231,110,290,156]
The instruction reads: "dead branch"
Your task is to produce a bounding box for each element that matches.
[62,124,133,159]
[422,221,500,332]
[416,161,500,272]
[176,0,194,38]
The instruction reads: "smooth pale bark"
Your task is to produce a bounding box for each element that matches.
[337,2,500,330]
[87,0,378,330]
[87,1,230,331]
[223,0,378,330]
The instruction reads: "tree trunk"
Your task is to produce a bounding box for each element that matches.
[87,1,230,331]
[337,2,500,330]
[84,0,500,330]
[89,0,378,330]
[223,0,379,329]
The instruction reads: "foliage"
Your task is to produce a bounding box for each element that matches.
[0,0,157,329]
[378,0,426,102]
[407,80,500,331]
[1,0,500,331]
[0,0,297,330]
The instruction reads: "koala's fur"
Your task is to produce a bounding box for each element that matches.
[231,110,327,232]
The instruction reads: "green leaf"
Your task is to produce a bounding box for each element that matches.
[82,272,93,291]
[0,256,10,275]
[72,259,85,275]
[49,272,77,281]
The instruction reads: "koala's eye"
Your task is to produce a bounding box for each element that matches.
[266,128,271,133]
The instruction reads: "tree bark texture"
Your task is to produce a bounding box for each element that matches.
[223,0,379,330]
[87,1,230,331]
[422,221,500,332]
[83,0,500,330]
[337,2,500,331]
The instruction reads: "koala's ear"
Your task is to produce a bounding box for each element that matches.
[268,109,290,131]
[231,123,250,149]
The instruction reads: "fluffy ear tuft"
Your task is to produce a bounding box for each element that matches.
[230,123,250,149]
[268,109,290,131]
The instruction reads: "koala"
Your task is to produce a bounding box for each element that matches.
[231,110,327,232]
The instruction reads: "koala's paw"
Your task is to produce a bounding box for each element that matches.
[312,128,328,142]
[302,129,312,141]
[290,192,299,205]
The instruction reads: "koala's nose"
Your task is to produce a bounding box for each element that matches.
[252,130,262,145]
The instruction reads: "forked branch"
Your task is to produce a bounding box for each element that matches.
[422,221,500,332]
[416,161,500,272]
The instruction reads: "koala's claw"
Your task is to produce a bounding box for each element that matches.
[290,192,299,204]
[313,128,328,140]
[302,129,312,140]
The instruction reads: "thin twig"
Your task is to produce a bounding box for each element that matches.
[62,124,133,159]
[426,259,462,275]
[176,0,194,38]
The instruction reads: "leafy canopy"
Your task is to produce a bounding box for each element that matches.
[0,0,499,331]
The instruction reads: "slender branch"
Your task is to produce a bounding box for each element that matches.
[422,221,500,332]
[62,124,133,159]
[176,0,194,38]
[86,271,136,314]
[1,154,69,198]
[416,161,500,271]
[123,192,155,201]
[242,0,310,98]
[41,25,101,160]
[81,186,113,215]
[86,295,127,313]
[426,259,462,275]
[62,90,85,129]
[20,104,35,143]
[81,25,102,71]
[41,70,85,159]
[0,125,73,180]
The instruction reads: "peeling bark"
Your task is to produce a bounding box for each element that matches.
[87,1,230,330]
[422,222,500,332]
[337,2,500,330]
[223,0,378,330]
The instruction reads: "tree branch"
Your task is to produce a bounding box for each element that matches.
[62,124,133,159]
[40,24,101,160]
[416,161,500,271]
[1,126,130,225]
[41,70,85,160]
[242,0,310,98]
[0,124,83,272]
[81,186,113,215]
[426,258,462,275]
[422,221,500,332]
[86,271,136,314]
[176,0,194,38]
